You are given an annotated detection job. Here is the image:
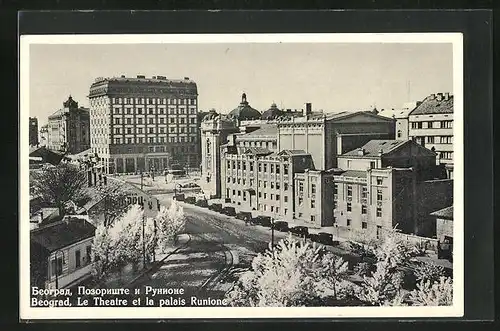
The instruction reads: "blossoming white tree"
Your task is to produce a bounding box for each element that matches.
[154,199,186,253]
[226,235,351,307]
[356,228,414,306]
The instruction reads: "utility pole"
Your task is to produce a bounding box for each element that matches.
[142,213,146,268]
[141,171,144,191]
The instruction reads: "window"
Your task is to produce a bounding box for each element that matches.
[232,190,236,196]
[276,182,280,190]
[427,121,433,129]
[311,183,316,195]
[137,118,143,124]
[270,182,274,189]
[51,255,63,277]
[238,190,241,196]
[114,118,120,124]
[270,164,274,173]
[284,183,288,191]
[362,222,367,229]
[137,108,143,115]
[361,186,367,198]
[263,164,267,172]
[298,212,303,218]
[441,151,453,160]
[115,128,121,134]
[263,181,267,188]
[283,164,289,175]
[227,160,231,169]
[264,193,267,199]
[127,138,132,144]
[148,118,154,124]
[86,245,91,263]
[376,207,382,217]
[127,128,132,134]
[347,185,352,197]
[258,163,262,172]
[276,165,280,174]
[276,194,280,201]
[334,184,338,195]
[284,208,288,215]
[149,128,154,134]
[333,200,337,209]
[75,250,81,268]
[284,196,288,203]
[347,202,352,212]
[427,136,435,144]
[397,130,402,138]
[347,219,351,227]
[270,206,274,212]
[361,205,367,214]
[299,182,304,193]
[377,189,383,201]
[137,128,143,134]
[411,122,423,129]
[148,108,154,115]
[440,136,453,144]
[440,120,453,129]
[160,118,165,124]
[311,200,315,208]
[250,162,254,171]
[376,177,383,185]
[258,192,262,198]
[311,215,316,223]
[370,161,376,169]
[159,128,165,134]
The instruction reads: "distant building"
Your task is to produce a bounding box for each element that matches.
[408,92,454,178]
[88,75,199,174]
[378,101,420,141]
[29,117,39,147]
[30,217,96,289]
[47,96,90,154]
[431,206,453,260]
[333,140,452,240]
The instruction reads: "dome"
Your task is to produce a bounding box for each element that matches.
[261,102,284,120]
[203,108,219,121]
[227,93,261,120]
[63,95,78,109]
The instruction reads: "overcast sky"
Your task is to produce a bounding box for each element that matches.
[29,42,453,127]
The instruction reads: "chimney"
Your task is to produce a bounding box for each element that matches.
[378,149,384,156]
[305,103,312,115]
[184,77,189,80]
[120,75,125,78]
[436,93,443,101]
[444,92,450,100]
[357,148,365,156]
[430,93,436,100]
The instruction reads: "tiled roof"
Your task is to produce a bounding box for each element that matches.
[243,147,272,155]
[410,93,453,115]
[342,140,408,158]
[29,146,65,165]
[239,125,278,138]
[337,170,367,178]
[31,218,96,252]
[278,149,308,156]
[431,206,453,220]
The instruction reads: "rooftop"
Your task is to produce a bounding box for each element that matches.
[337,170,367,178]
[431,206,453,220]
[238,124,278,138]
[410,93,453,115]
[342,140,408,158]
[30,218,96,253]
[243,147,273,156]
[227,93,262,120]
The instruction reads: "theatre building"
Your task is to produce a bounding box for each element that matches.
[88,75,199,174]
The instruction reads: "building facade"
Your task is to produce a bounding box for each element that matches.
[47,96,90,154]
[30,217,96,289]
[29,117,39,147]
[408,92,454,178]
[332,139,452,242]
[88,75,199,174]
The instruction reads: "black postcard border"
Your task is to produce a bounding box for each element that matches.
[7,9,494,325]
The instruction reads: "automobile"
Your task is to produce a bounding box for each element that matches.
[272,221,289,232]
[184,196,196,204]
[221,206,236,216]
[235,211,252,222]
[309,233,320,243]
[289,226,309,238]
[187,182,200,188]
[317,232,334,245]
[252,216,272,227]
[173,193,185,201]
[208,203,223,212]
[195,199,208,208]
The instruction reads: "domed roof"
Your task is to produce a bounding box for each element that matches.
[203,108,219,121]
[63,95,78,109]
[261,102,284,120]
[227,93,261,120]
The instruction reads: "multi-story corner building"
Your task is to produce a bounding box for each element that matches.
[47,96,90,154]
[29,117,39,147]
[88,75,199,174]
[332,139,452,241]
[408,92,454,178]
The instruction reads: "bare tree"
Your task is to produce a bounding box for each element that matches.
[91,184,131,226]
[30,163,88,215]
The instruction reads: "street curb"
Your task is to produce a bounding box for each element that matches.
[125,234,192,288]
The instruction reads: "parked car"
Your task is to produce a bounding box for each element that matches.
[272,221,289,232]
[208,203,223,212]
[317,232,334,245]
[173,193,185,201]
[290,226,309,238]
[195,199,208,208]
[252,216,272,227]
[235,211,252,222]
[184,196,196,204]
[221,206,236,216]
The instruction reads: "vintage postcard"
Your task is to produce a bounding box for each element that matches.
[20,33,463,319]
